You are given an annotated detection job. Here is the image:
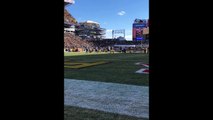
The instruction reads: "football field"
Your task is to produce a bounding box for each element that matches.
[64,52,149,120]
[64,52,149,86]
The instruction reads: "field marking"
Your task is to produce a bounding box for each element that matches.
[135,62,142,65]
[135,69,149,74]
[64,61,109,69]
[142,64,149,68]
[135,63,149,74]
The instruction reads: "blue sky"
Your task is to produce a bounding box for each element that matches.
[65,0,149,40]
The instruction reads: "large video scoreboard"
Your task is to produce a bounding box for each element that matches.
[132,19,148,41]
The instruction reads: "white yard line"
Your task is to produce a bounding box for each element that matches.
[142,64,149,68]
[135,69,149,74]
[64,79,149,118]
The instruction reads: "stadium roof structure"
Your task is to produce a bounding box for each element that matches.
[134,18,149,25]
[64,0,75,6]
[78,21,101,29]
[84,20,99,25]
[75,21,106,40]
[64,0,75,4]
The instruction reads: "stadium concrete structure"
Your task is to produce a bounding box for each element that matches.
[63,0,148,53]
[64,0,76,33]
[75,21,106,40]
[142,27,149,43]
[64,0,105,40]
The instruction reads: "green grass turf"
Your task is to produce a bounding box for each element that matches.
[64,106,148,120]
[64,52,149,86]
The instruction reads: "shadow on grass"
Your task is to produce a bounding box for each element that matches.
[64,105,148,120]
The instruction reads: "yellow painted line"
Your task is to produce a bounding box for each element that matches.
[64,61,108,69]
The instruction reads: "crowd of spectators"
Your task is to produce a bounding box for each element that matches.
[64,33,149,53]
